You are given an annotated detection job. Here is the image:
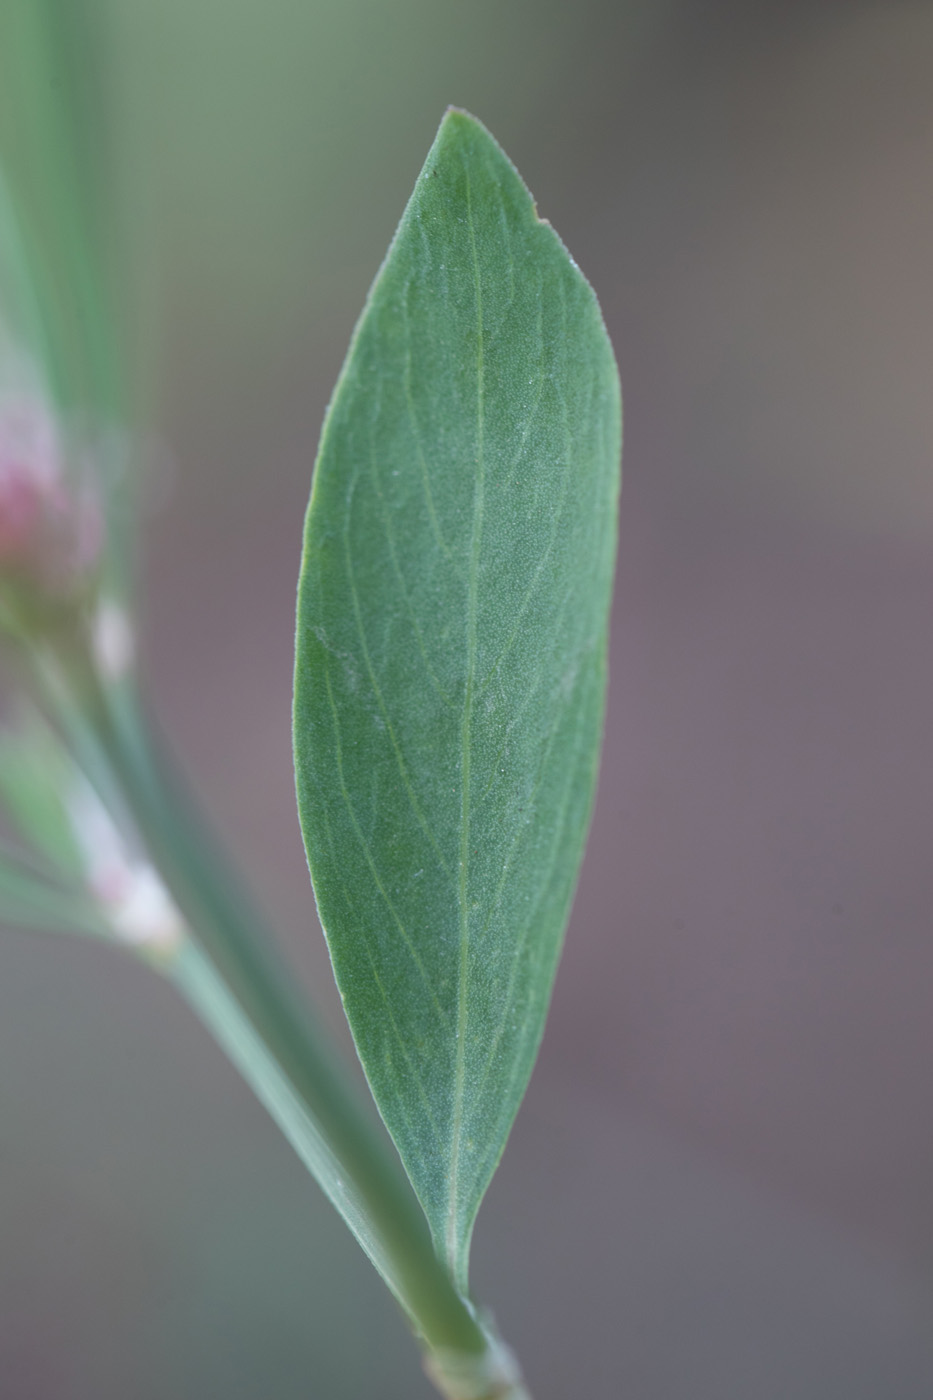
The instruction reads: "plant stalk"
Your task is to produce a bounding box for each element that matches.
[167,937,531,1400]
[37,646,531,1399]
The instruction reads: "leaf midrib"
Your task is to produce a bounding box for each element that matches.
[448,163,486,1279]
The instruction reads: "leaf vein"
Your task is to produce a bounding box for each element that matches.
[463,679,594,1210]
[321,659,449,1029]
[366,427,455,711]
[343,473,456,883]
[402,274,461,574]
[318,797,444,1153]
[447,158,486,1280]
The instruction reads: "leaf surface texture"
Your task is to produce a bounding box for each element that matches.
[294,110,620,1286]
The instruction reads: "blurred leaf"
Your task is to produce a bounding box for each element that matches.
[0,0,120,418]
[294,110,620,1286]
[0,718,84,879]
[0,171,50,382]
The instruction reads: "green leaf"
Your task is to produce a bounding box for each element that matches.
[294,109,620,1288]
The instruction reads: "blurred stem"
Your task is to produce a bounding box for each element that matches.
[0,855,105,937]
[32,644,529,1398]
[0,0,121,418]
[168,937,530,1400]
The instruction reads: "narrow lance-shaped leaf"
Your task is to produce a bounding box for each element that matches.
[294,110,621,1289]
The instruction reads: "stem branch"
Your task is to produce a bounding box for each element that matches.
[35,647,531,1398]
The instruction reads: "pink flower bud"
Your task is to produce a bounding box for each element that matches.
[0,394,103,601]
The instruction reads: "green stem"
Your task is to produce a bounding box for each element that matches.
[164,935,436,1318]
[33,646,530,1397]
[167,936,530,1400]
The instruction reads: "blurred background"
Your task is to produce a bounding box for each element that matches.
[2,0,933,1395]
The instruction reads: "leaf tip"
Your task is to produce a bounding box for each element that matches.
[435,106,500,156]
